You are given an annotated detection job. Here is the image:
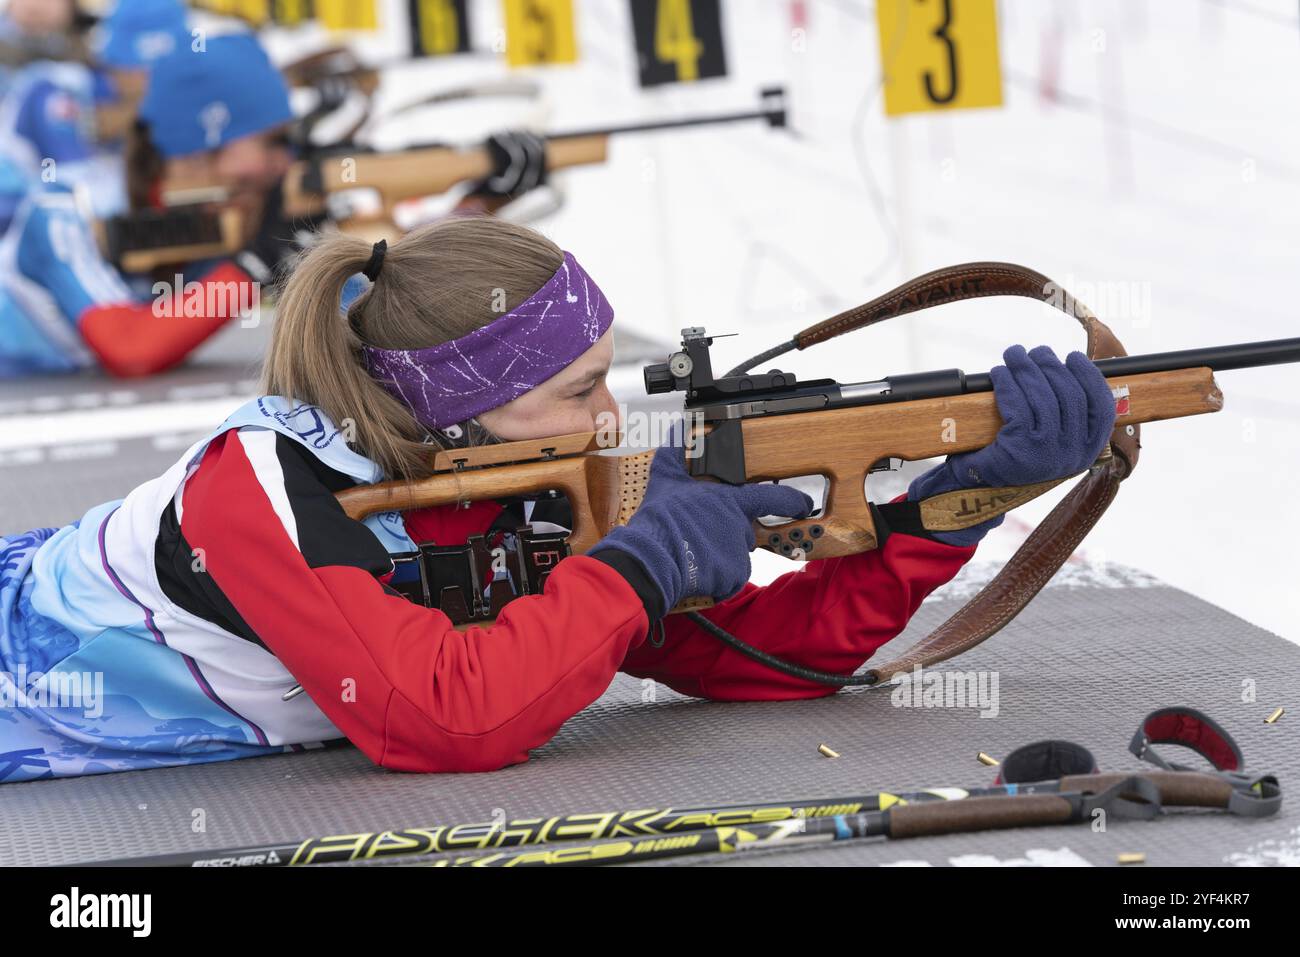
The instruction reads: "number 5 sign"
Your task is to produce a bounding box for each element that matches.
[877,0,1002,116]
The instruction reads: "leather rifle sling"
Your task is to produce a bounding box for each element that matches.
[789,262,1141,683]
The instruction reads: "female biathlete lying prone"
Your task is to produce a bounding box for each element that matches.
[0,218,1117,784]
[0,28,545,379]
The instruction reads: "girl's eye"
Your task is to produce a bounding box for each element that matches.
[572,375,605,399]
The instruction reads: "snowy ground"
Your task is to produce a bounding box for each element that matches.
[5,0,1297,641]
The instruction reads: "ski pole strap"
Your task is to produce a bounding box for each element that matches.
[1074,775,1162,821]
[1128,707,1283,818]
[786,262,1142,684]
[1220,775,1285,818]
[1129,706,1243,773]
[995,739,1098,786]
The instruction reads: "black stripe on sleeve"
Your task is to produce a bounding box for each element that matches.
[271,434,394,573]
[154,432,395,647]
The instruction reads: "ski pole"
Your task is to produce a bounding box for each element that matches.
[80,779,1077,867]
[81,764,1277,867]
[424,776,1164,868]
[414,769,1277,867]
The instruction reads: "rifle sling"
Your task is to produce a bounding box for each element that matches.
[786,262,1141,683]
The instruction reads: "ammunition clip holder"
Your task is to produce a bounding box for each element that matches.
[388,526,571,625]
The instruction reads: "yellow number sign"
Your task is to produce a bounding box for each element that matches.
[655,0,705,82]
[415,0,465,55]
[233,0,270,24]
[877,0,1002,116]
[503,0,578,67]
[272,0,312,25]
[317,0,379,32]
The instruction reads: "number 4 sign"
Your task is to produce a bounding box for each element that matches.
[630,0,728,88]
[877,0,1003,116]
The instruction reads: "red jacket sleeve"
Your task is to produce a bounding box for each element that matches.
[180,430,649,772]
[619,528,975,701]
[79,261,257,377]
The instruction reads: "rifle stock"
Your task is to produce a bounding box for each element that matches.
[335,365,1223,595]
[105,89,781,270]
[333,256,1295,664]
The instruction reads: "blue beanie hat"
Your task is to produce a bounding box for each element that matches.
[98,0,191,69]
[138,33,293,158]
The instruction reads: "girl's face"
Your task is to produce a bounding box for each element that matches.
[477,328,618,441]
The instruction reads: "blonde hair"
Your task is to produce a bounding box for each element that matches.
[262,217,563,480]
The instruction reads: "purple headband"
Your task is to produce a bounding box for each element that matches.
[363,251,614,430]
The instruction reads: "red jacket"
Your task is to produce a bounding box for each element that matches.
[179,429,975,774]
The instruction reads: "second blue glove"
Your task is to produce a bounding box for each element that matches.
[909,344,1117,546]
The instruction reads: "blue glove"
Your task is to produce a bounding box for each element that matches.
[589,443,814,615]
[909,344,1116,546]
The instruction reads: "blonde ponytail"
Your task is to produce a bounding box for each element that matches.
[262,217,563,481]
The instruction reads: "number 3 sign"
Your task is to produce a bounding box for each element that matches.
[877,0,1003,116]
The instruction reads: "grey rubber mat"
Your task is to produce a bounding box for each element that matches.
[2,565,1293,867]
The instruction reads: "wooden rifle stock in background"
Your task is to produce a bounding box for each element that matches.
[101,87,787,272]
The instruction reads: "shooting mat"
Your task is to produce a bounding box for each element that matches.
[2,320,1294,868]
[2,562,1294,867]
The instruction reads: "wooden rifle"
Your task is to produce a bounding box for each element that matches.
[332,263,1300,681]
[99,87,787,273]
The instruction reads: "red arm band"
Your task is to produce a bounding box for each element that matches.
[78,261,259,377]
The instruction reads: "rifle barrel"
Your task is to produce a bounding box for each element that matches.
[811,336,1300,410]
[358,91,780,157]
[549,106,782,142]
[957,336,1300,396]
